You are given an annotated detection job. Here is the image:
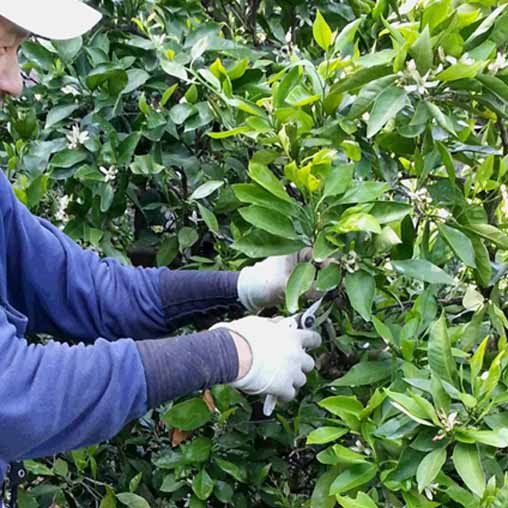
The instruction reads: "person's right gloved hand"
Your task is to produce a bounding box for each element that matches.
[212,315,322,402]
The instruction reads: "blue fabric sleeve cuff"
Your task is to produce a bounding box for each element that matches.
[159,270,241,331]
[135,328,239,409]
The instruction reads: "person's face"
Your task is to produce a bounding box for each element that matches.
[0,16,30,100]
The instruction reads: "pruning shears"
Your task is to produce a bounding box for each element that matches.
[263,297,324,417]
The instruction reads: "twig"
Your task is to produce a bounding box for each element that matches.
[498,118,508,156]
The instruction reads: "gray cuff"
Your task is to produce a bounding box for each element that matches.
[136,328,239,409]
[159,270,242,331]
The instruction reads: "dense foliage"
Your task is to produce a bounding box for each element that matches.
[5,0,508,506]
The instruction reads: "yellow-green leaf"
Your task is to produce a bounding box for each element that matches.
[313,10,333,51]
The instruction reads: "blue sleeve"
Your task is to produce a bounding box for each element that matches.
[0,307,148,463]
[0,171,241,341]
[0,308,239,468]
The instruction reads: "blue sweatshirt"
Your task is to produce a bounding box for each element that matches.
[0,170,241,483]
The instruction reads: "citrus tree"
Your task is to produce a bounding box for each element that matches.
[5,0,508,507]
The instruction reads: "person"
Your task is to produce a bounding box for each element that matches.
[0,0,322,489]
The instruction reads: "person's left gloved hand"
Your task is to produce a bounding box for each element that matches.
[237,248,312,313]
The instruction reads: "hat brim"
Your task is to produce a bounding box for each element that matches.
[0,0,102,40]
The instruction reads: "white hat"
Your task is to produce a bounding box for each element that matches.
[0,0,102,40]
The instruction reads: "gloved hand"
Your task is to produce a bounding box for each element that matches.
[237,248,312,313]
[212,315,321,402]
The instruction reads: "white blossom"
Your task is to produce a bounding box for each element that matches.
[61,85,80,96]
[66,125,89,149]
[403,59,439,96]
[351,439,372,456]
[424,483,439,500]
[55,195,70,224]
[99,165,118,183]
[489,52,508,73]
[151,34,166,46]
[189,210,199,225]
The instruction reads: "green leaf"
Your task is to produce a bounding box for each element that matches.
[160,59,188,81]
[465,4,508,46]
[323,163,354,198]
[436,62,484,82]
[189,495,205,508]
[157,236,178,267]
[313,10,333,51]
[392,259,454,285]
[118,132,141,166]
[316,264,341,292]
[334,182,390,204]
[311,468,340,508]
[163,398,211,431]
[319,396,364,417]
[286,84,321,106]
[410,26,433,74]
[214,481,234,503]
[459,428,508,448]
[233,229,305,258]
[306,426,349,445]
[178,227,199,251]
[86,68,128,95]
[130,155,164,175]
[330,64,392,95]
[197,204,219,233]
[345,270,375,321]
[51,149,87,169]
[116,493,150,508]
[478,74,508,102]
[452,444,485,498]
[248,161,293,203]
[22,41,54,69]
[465,224,508,250]
[170,103,196,125]
[336,492,378,508]
[239,205,298,239]
[190,180,224,201]
[53,37,82,63]
[286,262,316,313]
[329,463,377,495]
[436,141,457,183]
[45,104,79,129]
[182,437,212,464]
[428,313,457,385]
[471,236,492,287]
[370,201,412,224]
[232,183,297,217]
[214,458,247,482]
[417,448,447,493]
[24,460,54,476]
[332,212,381,235]
[426,102,456,134]
[192,469,214,500]
[461,305,486,352]
[367,86,408,138]
[335,18,363,53]
[207,126,251,138]
[160,474,185,493]
[319,444,368,465]
[124,69,150,94]
[330,361,392,387]
[100,491,116,508]
[385,390,435,426]
[438,224,476,267]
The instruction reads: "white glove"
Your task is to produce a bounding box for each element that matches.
[237,248,312,313]
[212,315,321,402]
